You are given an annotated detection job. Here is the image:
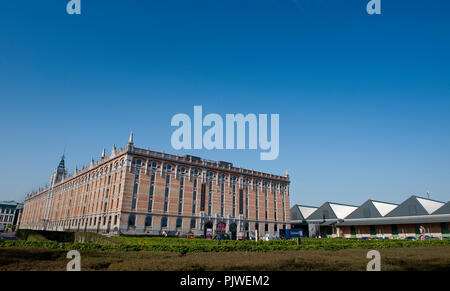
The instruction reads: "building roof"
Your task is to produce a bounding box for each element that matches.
[346,199,398,219]
[385,195,445,217]
[0,201,22,207]
[306,202,358,222]
[433,201,450,215]
[290,204,318,221]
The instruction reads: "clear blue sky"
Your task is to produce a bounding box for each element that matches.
[1,0,449,206]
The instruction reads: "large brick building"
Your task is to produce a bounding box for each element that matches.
[19,133,291,239]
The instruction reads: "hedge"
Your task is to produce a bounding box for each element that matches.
[1,237,449,254]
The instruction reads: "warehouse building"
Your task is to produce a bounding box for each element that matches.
[289,204,318,237]
[290,196,450,239]
[19,133,291,239]
[303,202,357,238]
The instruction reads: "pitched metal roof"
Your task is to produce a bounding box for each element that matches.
[290,204,318,221]
[306,202,357,222]
[346,199,398,219]
[433,201,450,215]
[385,195,445,217]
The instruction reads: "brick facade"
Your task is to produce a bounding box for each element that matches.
[20,134,290,239]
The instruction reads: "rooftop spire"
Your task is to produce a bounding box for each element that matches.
[101,147,106,158]
[128,131,134,145]
[111,144,116,156]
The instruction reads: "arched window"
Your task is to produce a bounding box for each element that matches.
[151,161,158,168]
[166,164,172,171]
[193,169,199,175]
[209,171,214,177]
[180,166,186,173]
[232,175,237,181]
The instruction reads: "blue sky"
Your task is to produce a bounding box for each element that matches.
[1,0,449,206]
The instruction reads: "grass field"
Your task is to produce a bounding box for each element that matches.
[1,232,450,271]
[1,246,449,271]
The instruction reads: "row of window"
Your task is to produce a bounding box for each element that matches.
[133,159,287,188]
[0,215,13,223]
[47,215,118,228]
[132,170,286,221]
[127,215,286,232]
[0,208,14,214]
[128,214,196,229]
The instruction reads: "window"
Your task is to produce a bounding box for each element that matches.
[128,214,136,226]
[145,215,152,227]
[151,161,158,168]
[265,224,269,232]
[239,189,244,215]
[190,219,196,229]
[148,172,155,212]
[441,223,449,235]
[176,217,182,228]
[132,169,140,210]
[165,174,170,184]
[351,226,357,236]
[392,225,398,235]
[200,183,206,211]
[161,217,168,228]
[166,164,172,171]
[164,187,169,198]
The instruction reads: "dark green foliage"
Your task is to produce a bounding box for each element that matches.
[1,237,449,253]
